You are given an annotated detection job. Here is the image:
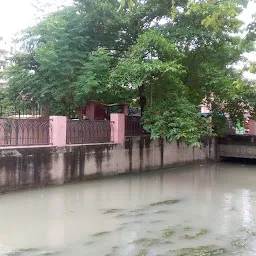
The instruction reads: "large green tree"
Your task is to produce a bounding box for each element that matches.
[5,0,256,145]
[109,0,255,141]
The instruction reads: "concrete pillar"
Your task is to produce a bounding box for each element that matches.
[86,101,96,120]
[110,113,125,144]
[50,116,67,147]
[249,118,256,136]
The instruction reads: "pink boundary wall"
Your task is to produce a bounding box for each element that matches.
[50,114,125,147]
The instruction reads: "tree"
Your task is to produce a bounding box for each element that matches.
[111,0,255,142]
[5,0,256,145]
[110,30,185,113]
[7,2,130,114]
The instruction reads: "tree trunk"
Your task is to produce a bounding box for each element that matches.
[42,105,50,118]
[78,108,83,120]
[139,84,146,116]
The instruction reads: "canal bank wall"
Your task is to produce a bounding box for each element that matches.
[0,136,216,193]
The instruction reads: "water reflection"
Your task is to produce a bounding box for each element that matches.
[242,189,253,228]
[0,163,255,255]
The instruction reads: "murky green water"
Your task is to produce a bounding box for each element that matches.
[1,163,256,255]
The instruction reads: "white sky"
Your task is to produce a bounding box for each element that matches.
[0,0,255,79]
[0,0,74,39]
[0,0,255,39]
[0,0,34,38]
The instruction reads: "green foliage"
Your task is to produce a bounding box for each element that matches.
[187,0,247,33]
[117,0,137,12]
[110,30,185,89]
[73,49,113,104]
[246,14,256,41]
[142,98,211,146]
[211,113,232,137]
[4,0,256,145]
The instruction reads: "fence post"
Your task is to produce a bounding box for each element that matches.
[50,116,67,147]
[15,119,19,146]
[110,113,125,144]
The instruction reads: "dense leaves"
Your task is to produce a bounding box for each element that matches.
[117,0,137,12]
[143,98,211,146]
[4,0,256,145]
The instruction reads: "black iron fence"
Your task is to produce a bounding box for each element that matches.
[0,104,43,119]
[0,118,52,146]
[66,119,112,144]
[125,116,144,136]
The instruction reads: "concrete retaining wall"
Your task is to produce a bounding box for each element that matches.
[0,136,216,193]
[218,135,256,159]
[218,144,256,159]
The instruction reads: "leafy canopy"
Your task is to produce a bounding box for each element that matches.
[4,0,256,145]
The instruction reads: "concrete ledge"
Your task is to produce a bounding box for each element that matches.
[0,136,215,193]
[218,144,256,159]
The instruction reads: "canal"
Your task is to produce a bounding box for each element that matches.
[0,162,256,255]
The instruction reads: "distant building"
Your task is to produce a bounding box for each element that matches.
[0,36,15,89]
[200,104,210,115]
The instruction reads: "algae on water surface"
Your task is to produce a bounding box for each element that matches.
[169,245,226,256]
[6,248,56,256]
[91,231,110,237]
[181,229,209,239]
[135,249,147,256]
[129,238,160,247]
[103,209,122,214]
[162,228,175,238]
[150,200,181,206]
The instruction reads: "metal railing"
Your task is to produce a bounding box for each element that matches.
[66,119,112,144]
[0,118,52,146]
[0,103,43,119]
[125,116,144,136]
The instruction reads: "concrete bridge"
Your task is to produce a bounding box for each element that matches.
[218,135,256,159]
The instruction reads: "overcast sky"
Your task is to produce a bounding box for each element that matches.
[0,0,255,80]
[0,0,73,39]
[0,0,256,39]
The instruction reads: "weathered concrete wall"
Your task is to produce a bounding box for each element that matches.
[218,135,256,159]
[218,144,256,159]
[0,136,215,193]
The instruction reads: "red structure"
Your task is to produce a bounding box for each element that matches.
[83,100,128,120]
[82,101,108,120]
